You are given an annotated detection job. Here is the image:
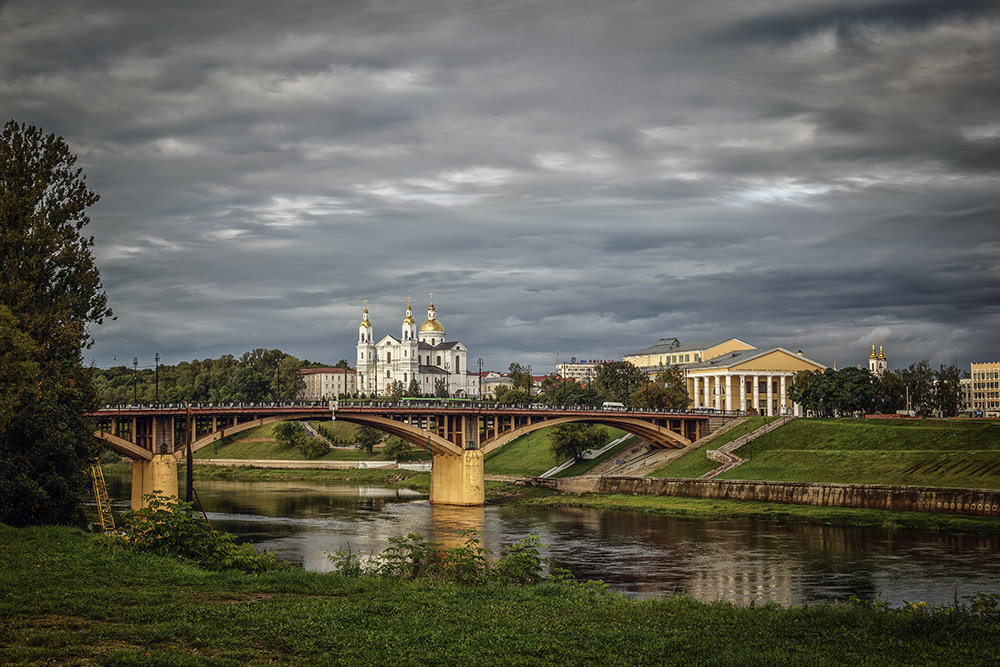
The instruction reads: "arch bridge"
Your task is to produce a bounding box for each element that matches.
[91,402,729,508]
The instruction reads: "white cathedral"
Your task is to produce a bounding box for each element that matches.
[356,294,480,397]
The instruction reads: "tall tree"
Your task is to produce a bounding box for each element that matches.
[592,361,647,404]
[0,120,112,526]
[934,364,963,417]
[549,423,608,462]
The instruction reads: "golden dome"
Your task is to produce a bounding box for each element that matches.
[420,318,444,332]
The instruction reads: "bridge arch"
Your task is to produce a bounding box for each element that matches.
[333,415,464,456]
[479,416,691,455]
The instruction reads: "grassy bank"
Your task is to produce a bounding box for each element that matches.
[651,418,1000,489]
[495,483,1000,534]
[650,416,777,478]
[3,525,998,665]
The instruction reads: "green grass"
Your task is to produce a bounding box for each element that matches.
[2,525,999,665]
[194,422,374,461]
[484,427,627,477]
[649,418,1000,489]
[484,429,561,476]
[649,416,777,478]
[553,429,630,478]
[722,419,1000,488]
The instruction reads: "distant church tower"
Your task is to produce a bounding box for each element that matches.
[356,300,375,394]
[868,336,887,377]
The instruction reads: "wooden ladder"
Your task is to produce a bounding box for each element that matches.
[89,465,116,531]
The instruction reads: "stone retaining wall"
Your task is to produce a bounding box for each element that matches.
[534,476,1000,517]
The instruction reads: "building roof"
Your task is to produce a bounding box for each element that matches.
[684,347,826,371]
[299,367,355,375]
[626,337,735,358]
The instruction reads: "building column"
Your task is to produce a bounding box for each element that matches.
[692,376,701,409]
[752,375,760,413]
[724,374,733,412]
[713,375,722,410]
[778,375,788,414]
[739,375,747,413]
[766,375,774,416]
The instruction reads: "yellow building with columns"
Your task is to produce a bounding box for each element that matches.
[684,347,826,416]
[625,337,827,416]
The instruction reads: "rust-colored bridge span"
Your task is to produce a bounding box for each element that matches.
[92,402,730,508]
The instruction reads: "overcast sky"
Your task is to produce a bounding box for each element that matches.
[3,0,997,373]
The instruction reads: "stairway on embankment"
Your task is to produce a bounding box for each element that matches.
[594,416,750,478]
[699,416,795,480]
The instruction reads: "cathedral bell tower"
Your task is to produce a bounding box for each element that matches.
[868,336,887,377]
[356,300,375,394]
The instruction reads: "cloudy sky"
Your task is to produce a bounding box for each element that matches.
[3,0,997,373]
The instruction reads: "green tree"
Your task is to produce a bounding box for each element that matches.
[507,363,534,392]
[382,436,412,460]
[434,378,449,398]
[0,121,113,526]
[631,365,689,410]
[899,361,935,416]
[549,423,608,462]
[592,361,646,405]
[356,425,383,454]
[830,367,876,416]
[934,364,963,417]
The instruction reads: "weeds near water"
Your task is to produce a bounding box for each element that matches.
[101,492,289,573]
[329,528,609,592]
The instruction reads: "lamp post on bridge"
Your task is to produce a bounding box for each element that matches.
[132,357,138,403]
[154,353,160,405]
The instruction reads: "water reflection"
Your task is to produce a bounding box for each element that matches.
[104,474,1000,606]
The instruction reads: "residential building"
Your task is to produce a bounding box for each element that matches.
[970,361,1000,417]
[298,367,356,401]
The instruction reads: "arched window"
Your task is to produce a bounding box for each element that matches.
[455,356,460,373]
[436,355,442,366]
[387,352,391,363]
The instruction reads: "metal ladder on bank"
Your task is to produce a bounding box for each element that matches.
[89,464,116,531]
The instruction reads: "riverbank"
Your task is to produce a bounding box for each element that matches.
[494,484,1000,533]
[102,463,1000,534]
[3,524,998,665]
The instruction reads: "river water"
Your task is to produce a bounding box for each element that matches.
[105,474,1000,606]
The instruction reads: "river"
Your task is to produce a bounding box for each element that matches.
[105,474,1000,606]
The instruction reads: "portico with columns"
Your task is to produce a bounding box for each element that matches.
[685,347,826,416]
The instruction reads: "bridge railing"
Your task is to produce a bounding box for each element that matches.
[96,399,748,417]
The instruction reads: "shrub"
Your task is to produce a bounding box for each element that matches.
[115,493,288,573]
[382,436,412,460]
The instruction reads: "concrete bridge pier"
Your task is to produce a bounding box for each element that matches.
[429,449,485,506]
[130,454,179,510]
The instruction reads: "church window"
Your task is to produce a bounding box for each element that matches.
[455,357,460,373]
[387,352,391,363]
[404,373,407,382]
[386,370,391,379]
[436,355,442,366]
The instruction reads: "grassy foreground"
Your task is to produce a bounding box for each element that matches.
[2,525,998,665]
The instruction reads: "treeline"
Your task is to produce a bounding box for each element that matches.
[494,362,689,410]
[789,362,964,417]
[93,349,348,405]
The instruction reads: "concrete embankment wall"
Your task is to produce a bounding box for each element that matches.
[534,476,1000,517]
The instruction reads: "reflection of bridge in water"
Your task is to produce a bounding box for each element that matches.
[92,401,737,509]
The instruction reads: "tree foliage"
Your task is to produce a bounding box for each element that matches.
[92,348,308,404]
[549,423,608,462]
[592,361,646,405]
[0,121,112,526]
[355,425,383,454]
[630,365,689,410]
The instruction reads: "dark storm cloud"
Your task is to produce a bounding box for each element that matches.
[2,0,997,372]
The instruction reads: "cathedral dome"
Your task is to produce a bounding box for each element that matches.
[419,297,444,332]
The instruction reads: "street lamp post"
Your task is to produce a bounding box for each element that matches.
[132,357,138,403]
[154,353,160,404]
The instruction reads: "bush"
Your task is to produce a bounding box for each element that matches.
[329,529,604,590]
[114,493,288,573]
[382,436,412,460]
